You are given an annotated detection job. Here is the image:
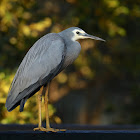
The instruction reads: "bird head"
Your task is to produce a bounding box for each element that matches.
[71,27,105,42]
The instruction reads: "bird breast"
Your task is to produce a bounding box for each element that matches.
[63,41,81,68]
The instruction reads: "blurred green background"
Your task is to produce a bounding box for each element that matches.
[0,0,140,125]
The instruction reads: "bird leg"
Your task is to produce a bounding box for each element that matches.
[34,84,66,132]
[44,83,66,132]
[33,87,46,131]
[44,84,50,129]
[45,83,66,132]
[43,83,59,132]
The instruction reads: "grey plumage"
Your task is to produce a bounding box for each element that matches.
[5,27,105,112]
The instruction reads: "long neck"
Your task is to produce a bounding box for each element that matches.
[62,41,81,69]
[58,31,81,68]
[58,31,73,44]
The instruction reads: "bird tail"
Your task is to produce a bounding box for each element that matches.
[19,98,27,112]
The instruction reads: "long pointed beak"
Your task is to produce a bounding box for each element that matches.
[83,33,105,42]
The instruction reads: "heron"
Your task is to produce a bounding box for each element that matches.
[5,27,105,132]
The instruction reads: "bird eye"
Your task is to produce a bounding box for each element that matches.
[76,31,80,34]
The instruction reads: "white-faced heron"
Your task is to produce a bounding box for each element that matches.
[6,27,105,132]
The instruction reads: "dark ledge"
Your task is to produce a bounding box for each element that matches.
[0,124,140,140]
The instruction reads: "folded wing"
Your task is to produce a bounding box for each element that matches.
[6,33,66,111]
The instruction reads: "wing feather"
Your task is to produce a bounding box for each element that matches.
[6,33,66,111]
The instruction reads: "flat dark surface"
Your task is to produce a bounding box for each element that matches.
[0,124,140,140]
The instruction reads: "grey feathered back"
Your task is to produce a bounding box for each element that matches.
[6,33,66,111]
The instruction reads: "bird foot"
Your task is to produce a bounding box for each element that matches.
[33,127,66,132]
[33,127,47,131]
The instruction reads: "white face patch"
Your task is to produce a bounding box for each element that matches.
[72,29,86,41]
